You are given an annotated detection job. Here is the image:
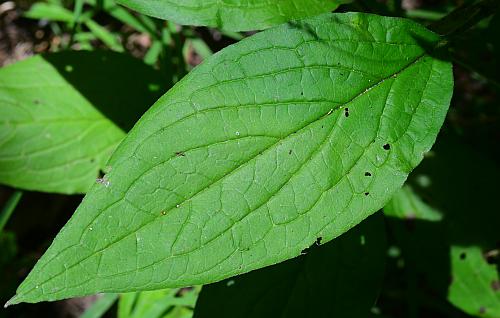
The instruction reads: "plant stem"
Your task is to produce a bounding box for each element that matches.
[430,0,499,37]
[0,191,23,232]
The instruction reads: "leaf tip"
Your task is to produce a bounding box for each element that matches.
[4,295,20,308]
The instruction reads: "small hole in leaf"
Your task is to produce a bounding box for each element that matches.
[344,108,349,117]
[383,143,391,150]
[365,172,372,177]
[460,252,467,260]
[364,192,369,196]
[300,91,304,96]
[161,211,167,216]
[288,149,292,155]
[98,170,105,178]
[315,237,322,245]
[175,151,185,157]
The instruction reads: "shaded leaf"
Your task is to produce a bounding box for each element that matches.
[449,246,500,318]
[0,51,166,194]
[384,184,442,221]
[194,214,385,318]
[9,13,452,304]
[384,135,500,317]
[115,0,344,31]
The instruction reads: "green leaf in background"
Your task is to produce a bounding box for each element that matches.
[0,51,166,194]
[194,214,385,318]
[80,293,119,318]
[118,287,198,318]
[8,12,452,304]
[115,0,345,31]
[24,2,74,23]
[24,2,126,52]
[384,184,442,221]
[449,246,500,318]
[385,136,500,317]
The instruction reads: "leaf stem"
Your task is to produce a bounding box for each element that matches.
[0,190,23,232]
[430,0,499,37]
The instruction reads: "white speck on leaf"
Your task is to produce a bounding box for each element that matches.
[96,177,110,187]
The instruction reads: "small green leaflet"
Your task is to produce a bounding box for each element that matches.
[194,214,385,318]
[9,13,453,304]
[0,51,166,194]
[115,0,344,31]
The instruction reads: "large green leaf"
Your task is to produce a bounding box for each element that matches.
[115,0,344,31]
[0,51,166,194]
[8,13,453,304]
[194,214,385,318]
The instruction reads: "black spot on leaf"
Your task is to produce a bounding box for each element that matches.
[460,252,467,260]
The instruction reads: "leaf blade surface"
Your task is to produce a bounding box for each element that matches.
[194,214,385,318]
[0,51,166,194]
[115,0,344,31]
[10,13,453,304]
